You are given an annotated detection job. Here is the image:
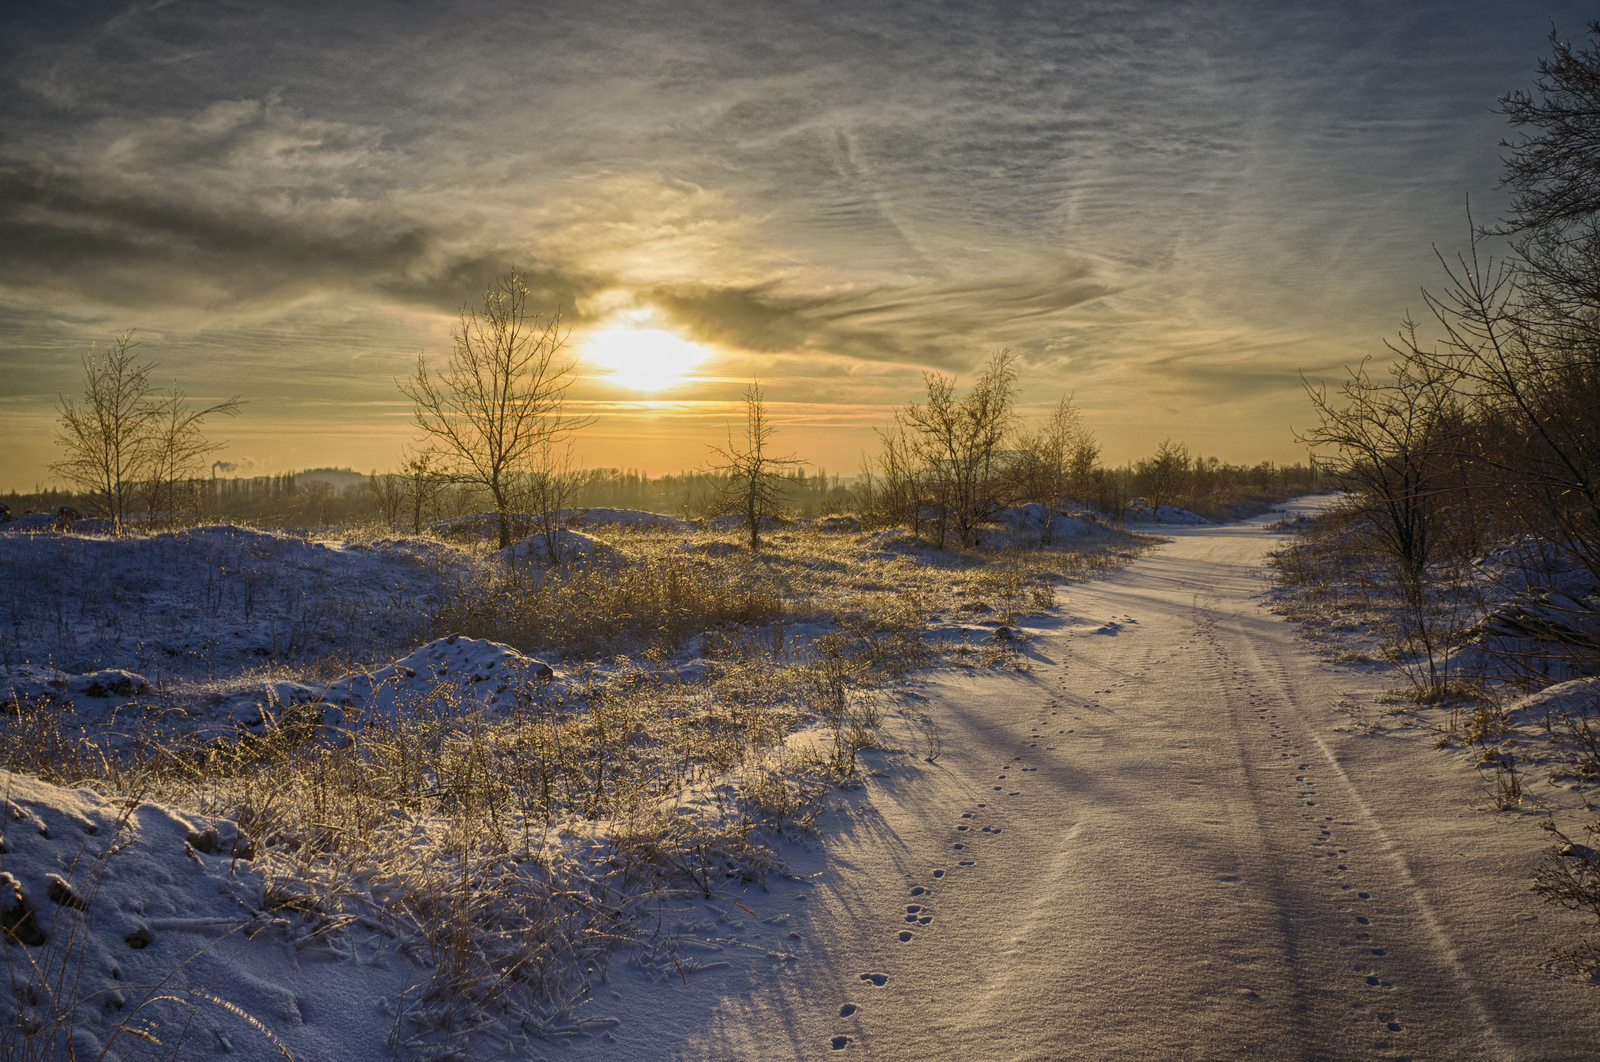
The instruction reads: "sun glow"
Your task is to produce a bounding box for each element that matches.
[583,314,713,391]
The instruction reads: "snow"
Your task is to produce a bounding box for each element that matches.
[496,527,625,567]
[0,524,460,679]
[4,500,1597,1059]
[0,769,405,1062]
[542,497,1597,1059]
[2,636,559,737]
[560,508,692,531]
[1126,501,1208,524]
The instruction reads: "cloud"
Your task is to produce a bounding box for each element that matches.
[0,99,600,318]
[649,262,1116,371]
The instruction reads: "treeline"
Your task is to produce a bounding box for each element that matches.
[856,351,1313,546]
[6,451,1313,535]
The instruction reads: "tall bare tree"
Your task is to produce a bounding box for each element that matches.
[705,382,801,549]
[401,271,587,548]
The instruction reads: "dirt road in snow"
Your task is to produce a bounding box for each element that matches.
[577,500,1598,1062]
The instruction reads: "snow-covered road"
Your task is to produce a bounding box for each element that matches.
[575,499,1598,1061]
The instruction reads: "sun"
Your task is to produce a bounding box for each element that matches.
[583,314,713,391]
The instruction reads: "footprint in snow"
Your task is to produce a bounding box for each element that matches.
[832,1035,852,1050]
[898,931,914,942]
[839,1003,858,1017]
[859,973,889,986]
[958,860,976,867]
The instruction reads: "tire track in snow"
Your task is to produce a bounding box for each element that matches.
[1184,534,1517,1061]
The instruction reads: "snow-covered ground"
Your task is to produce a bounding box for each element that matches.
[0,524,460,679]
[6,500,1593,1059]
[545,497,1597,1060]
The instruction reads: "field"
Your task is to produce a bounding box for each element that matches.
[0,507,1151,1060]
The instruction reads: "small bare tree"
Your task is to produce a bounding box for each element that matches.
[54,332,239,534]
[145,385,241,526]
[901,349,1018,548]
[1011,395,1098,545]
[1134,438,1192,510]
[706,382,801,549]
[401,271,587,548]
[865,425,923,532]
[521,442,586,564]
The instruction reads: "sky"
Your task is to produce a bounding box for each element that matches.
[0,0,1592,488]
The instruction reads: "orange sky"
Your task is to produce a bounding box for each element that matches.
[1,1,1588,488]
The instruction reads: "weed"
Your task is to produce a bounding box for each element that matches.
[1532,820,1600,977]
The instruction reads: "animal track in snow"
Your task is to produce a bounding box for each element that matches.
[859,973,889,986]
[958,860,975,867]
[932,869,945,878]
[832,1035,852,1050]
[839,1003,858,1017]
[898,931,914,942]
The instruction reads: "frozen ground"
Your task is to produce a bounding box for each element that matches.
[5,499,1595,1059]
[554,497,1596,1060]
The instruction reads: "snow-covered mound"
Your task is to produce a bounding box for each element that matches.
[1462,540,1599,683]
[1505,676,1600,722]
[0,770,405,1061]
[558,508,691,531]
[707,514,792,532]
[992,503,1102,543]
[0,512,114,534]
[1,665,153,717]
[496,527,625,567]
[220,636,556,731]
[1126,503,1207,525]
[429,511,541,542]
[0,525,460,679]
[432,510,693,545]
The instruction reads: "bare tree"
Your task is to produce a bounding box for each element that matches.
[1013,394,1095,504]
[145,385,241,526]
[705,382,801,549]
[865,425,923,532]
[54,332,238,534]
[1135,438,1192,511]
[520,442,586,564]
[1296,347,1468,698]
[401,271,587,548]
[370,470,406,528]
[901,349,1018,548]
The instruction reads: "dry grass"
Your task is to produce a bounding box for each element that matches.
[0,642,896,1053]
[432,523,1151,665]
